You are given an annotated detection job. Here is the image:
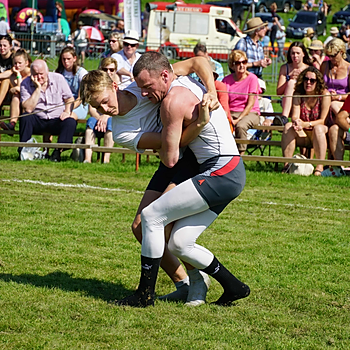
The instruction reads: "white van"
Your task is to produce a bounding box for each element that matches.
[145,2,243,61]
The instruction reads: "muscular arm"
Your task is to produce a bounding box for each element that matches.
[173,57,218,110]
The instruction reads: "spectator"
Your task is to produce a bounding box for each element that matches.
[328,94,350,160]
[234,17,272,79]
[324,27,339,47]
[19,60,76,162]
[73,21,88,67]
[190,43,224,82]
[84,57,116,163]
[56,46,89,120]
[281,66,331,175]
[277,42,312,122]
[101,32,123,59]
[0,17,10,36]
[111,29,140,90]
[302,28,314,49]
[339,25,349,45]
[0,34,14,107]
[110,23,117,33]
[321,39,350,121]
[222,50,261,155]
[115,19,124,34]
[0,49,31,131]
[309,40,325,70]
[269,3,282,54]
[208,60,233,133]
[276,25,286,62]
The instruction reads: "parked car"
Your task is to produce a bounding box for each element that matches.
[286,10,327,39]
[332,5,350,24]
[254,12,284,31]
[206,0,246,28]
[255,0,295,13]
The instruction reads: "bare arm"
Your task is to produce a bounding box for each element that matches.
[173,57,219,110]
[60,97,75,120]
[277,64,288,95]
[137,104,209,150]
[336,108,350,132]
[0,69,13,81]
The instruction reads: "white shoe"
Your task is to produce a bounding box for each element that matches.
[158,284,189,302]
[185,269,210,307]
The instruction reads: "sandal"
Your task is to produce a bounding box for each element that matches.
[282,164,290,174]
[313,169,322,176]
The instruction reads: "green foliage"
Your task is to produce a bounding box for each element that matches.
[0,156,350,349]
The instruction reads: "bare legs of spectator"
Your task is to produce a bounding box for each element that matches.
[312,124,328,174]
[330,101,343,120]
[328,124,345,160]
[282,122,327,174]
[84,128,113,163]
[281,79,297,119]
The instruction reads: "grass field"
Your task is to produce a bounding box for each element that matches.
[0,154,349,349]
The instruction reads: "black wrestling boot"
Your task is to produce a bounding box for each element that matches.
[201,256,250,306]
[116,256,161,308]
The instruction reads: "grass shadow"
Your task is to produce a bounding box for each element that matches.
[0,271,131,302]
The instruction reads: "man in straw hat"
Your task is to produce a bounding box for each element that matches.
[112,29,141,90]
[234,17,272,79]
[324,27,339,46]
[301,28,314,49]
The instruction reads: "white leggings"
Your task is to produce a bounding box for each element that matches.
[141,179,218,269]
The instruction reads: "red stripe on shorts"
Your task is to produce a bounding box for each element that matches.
[210,156,240,177]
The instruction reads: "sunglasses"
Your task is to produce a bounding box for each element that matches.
[109,39,118,43]
[328,52,339,58]
[123,42,137,47]
[234,60,248,66]
[102,67,115,72]
[303,77,317,84]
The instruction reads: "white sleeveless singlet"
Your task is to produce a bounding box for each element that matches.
[111,82,161,153]
[168,76,239,164]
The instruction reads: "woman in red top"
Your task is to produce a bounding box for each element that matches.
[281,66,331,175]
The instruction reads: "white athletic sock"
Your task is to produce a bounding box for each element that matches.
[185,269,210,307]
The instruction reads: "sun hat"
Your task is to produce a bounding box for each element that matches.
[280,25,286,31]
[330,27,339,35]
[123,29,139,45]
[306,28,314,36]
[243,17,268,33]
[309,40,324,50]
[77,20,84,26]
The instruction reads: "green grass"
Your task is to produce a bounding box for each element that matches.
[0,156,349,349]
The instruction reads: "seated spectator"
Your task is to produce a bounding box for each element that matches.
[111,29,140,90]
[339,25,349,45]
[101,32,123,59]
[321,39,350,121]
[207,60,233,133]
[281,67,331,175]
[56,46,89,120]
[277,42,312,122]
[115,19,124,34]
[84,57,116,163]
[19,60,76,162]
[0,49,31,131]
[222,50,261,155]
[0,34,14,107]
[190,43,224,82]
[328,94,350,160]
[308,40,325,70]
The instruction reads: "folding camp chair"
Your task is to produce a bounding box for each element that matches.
[246,130,272,156]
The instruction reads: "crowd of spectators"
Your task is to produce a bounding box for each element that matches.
[0,5,350,172]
